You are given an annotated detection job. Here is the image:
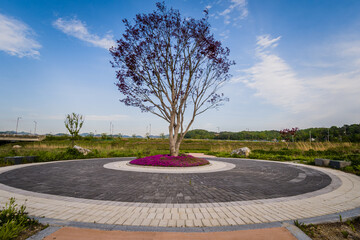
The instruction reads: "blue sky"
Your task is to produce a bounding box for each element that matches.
[1,0,360,135]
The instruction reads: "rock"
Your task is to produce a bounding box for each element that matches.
[4,156,24,164]
[12,145,22,149]
[24,156,38,163]
[231,147,251,157]
[329,160,351,169]
[314,158,330,167]
[315,159,351,168]
[74,145,91,155]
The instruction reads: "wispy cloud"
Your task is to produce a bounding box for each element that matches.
[236,34,360,125]
[219,29,230,40]
[219,0,248,25]
[236,35,307,112]
[53,17,115,49]
[256,35,281,49]
[0,13,41,58]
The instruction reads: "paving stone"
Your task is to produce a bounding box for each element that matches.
[158,219,168,227]
[179,213,187,220]
[194,212,204,219]
[210,219,220,226]
[155,213,164,219]
[176,219,185,227]
[163,213,171,220]
[0,158,332,203]
[185,219,194,227]
[201,219,213,227]
[139,218,152,226]
[0,158,359,228]
[149,219,160,227]
[167,219,177,227]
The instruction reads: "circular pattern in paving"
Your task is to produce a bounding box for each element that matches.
[103,160,236,173]
[0,158,332,203]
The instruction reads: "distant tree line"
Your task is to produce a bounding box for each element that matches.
[184,124,360,142]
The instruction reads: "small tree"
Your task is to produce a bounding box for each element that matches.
[64,113,84,146]
[110,2,234,156]
[101,133,107,140]
[280,127,299,148]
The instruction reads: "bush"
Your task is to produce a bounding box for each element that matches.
[63,148,84,159]
[346,154,360,165]
[0,198,39,240]
[0,220,26,240]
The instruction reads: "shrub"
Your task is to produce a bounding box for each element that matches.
[0,198,39,240]
[0,220,26,240]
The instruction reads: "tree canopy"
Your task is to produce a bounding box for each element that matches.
[184,124,360,142]
[64,113,84,146]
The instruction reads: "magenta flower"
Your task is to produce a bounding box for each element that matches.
[129,154,209,167]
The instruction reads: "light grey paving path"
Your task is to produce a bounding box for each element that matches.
[0,158,359,228]
[103,160,236,173]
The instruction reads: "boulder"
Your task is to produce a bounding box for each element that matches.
[231,147,251,157]
[24,156,38,163]
[329,160,351,169]
[74,145,91,155]
[4,156,24,164]
[314,158,330,167]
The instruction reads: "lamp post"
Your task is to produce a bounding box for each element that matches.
[16,117,22,135]
[34,121,37,135]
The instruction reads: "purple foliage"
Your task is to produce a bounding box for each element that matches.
[109,2,234,115]
[129,154,209,167]
[110,2,235,156]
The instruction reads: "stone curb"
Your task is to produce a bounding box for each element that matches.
[31,206,360,232]
[29,207,360,240]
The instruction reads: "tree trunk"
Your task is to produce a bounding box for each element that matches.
[169,118,178,156]
[169,129,185,156]
[169,138,178,156]
[174,138,182,156]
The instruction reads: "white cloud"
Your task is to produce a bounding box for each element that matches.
[236,34,360,125]
[53,18,115,49]
[219,30,230,40]
[218,0,248,25]
[0,13,41,58]
[237,35,307,112]
[256,35,281,49]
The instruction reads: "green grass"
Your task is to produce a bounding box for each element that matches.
[0,137,359,175]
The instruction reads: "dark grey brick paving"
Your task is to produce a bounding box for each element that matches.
[0,158,332,203]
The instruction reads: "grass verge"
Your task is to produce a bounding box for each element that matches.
[295,216,360,239]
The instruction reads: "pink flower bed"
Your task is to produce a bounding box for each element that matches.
[129,154,210,167]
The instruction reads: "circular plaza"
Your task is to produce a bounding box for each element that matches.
[0,157,359,228]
